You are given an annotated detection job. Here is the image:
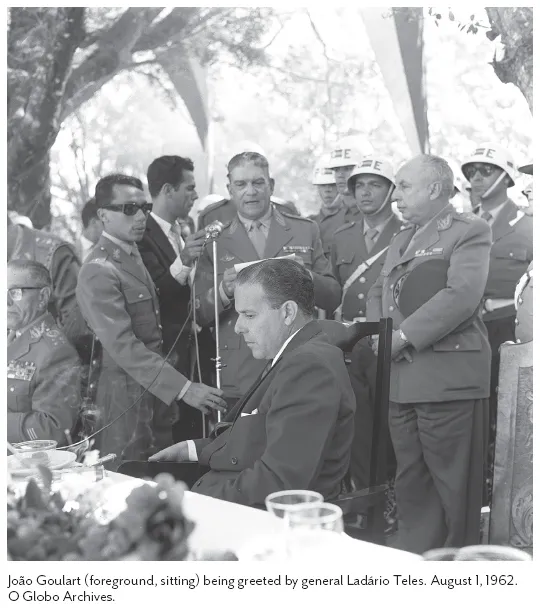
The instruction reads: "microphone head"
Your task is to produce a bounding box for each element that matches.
[205,220,224,240]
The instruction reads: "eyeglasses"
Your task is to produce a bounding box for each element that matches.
[7,286,47,301]
[101,202,153,216]
[462,164,498,180]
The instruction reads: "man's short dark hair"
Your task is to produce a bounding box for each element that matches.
[236,259,315,317]
[8,259,52,287]
[81,198,99,228]
[94,174,144,208]
[227,152,270,181]
[147,155,195,199]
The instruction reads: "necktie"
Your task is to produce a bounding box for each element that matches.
[171,223,184,256]
[131,246,154,287]
[365,227,379,253]
[481,210,493,223]
[249,220,266,258]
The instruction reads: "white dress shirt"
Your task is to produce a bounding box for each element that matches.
[79,234,95,261]
[150,212,192,285]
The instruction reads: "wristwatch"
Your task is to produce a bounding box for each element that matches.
[399,329,409,344]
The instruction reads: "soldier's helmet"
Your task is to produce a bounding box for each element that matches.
[312,154,336,185]
[461,143,516,186]
[326,135,373,170]
[347,157,395,192]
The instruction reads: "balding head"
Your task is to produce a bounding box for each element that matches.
[394,154,454,226]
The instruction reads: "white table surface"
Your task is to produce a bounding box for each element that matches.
[103,471,420,561]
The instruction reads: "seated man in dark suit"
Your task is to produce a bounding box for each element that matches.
[150,259,356,507]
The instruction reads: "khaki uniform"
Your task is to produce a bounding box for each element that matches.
[7,313,81,445]
[312,194,363,258]
[194,205,341,400]
[77,236,190,468]
[7,225,88,347]
[331,214,402,321]
[367,205,492,553]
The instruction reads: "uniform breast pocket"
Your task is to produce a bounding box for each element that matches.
[8,380,32,412]
[494,246,529,262]
[124,286,154,319]
[432,331,481,352]
[335,252,354,279]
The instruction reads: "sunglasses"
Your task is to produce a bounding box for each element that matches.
[462,164,498,180]
[102,202,153,216]
[7,286,47,301]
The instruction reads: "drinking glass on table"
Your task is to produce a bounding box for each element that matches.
[265,490,324,520]
[285,503,345,559]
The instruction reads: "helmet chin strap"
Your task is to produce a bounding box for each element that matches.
[481,171,508,200]
[361,184,395,216]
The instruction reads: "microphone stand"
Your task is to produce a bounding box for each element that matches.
[212,237,223,423]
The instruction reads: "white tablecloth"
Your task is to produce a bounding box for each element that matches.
[103,472,419,561]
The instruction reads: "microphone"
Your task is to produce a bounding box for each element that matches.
[204,220,224,241]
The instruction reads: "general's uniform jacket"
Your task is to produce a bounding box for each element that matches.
[76,236,190,465]
[8,225,89,349]
[475,200,533,322]
[331,214,402,321]
[366,205,492,404]
[191,321,356,506]
[7,313,81,445]
[194,205,341,399]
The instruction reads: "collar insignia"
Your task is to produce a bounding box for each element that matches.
[436,214,453,231]
[112,248,121,261]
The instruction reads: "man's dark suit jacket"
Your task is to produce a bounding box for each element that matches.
[138,214,199,442]
[190,321,356,507]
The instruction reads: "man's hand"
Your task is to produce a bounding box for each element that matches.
[149,441,190,463]
[180,229,207,266]
[394,349,413,363]
[222,267,238,298]
[181,382,227,414]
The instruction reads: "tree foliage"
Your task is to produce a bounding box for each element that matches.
[7,7,276,227]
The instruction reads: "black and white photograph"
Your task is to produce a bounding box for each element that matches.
[5,3,534,587]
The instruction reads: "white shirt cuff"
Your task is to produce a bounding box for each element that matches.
[186,440,198,462]
[170,257,191,285]
[176,380,192,402]
[219,282,233,308]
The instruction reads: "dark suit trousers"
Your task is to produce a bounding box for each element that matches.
[389,398,488,555]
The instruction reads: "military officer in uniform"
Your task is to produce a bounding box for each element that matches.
[77,174,226,469]
[195,151,341,407]
[308,154,340,258]
[331,157,401,491]
[367,154,492,553]
[8,260,80,446]
[7,214,88,349]
[461,144,533,501]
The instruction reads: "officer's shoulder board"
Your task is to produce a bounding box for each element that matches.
[454,209,478,223]
[334,221,356,236]
[41,325,69,348]
[199,197,229,219]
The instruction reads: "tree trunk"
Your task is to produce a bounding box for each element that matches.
[485,7,533,114]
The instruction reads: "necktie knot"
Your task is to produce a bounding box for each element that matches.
[365,227,379,252]
[481,210,493,222]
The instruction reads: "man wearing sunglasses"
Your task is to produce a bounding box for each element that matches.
[461,143,533,503]
[76,174,226,469]
[7,260,80,446]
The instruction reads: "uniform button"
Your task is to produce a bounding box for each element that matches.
[518,297,523,305]
[455,344,460,350]
[515,319,519,325]
[389,284,394,289]
[89,383,95,388]
[158,324,163,330]
[155,310,159,315]
[10,387,14,392]
[389,306,394,312]
[509,252,514,257]
[357,293,365,300]
[516,338,522,344]
[359,277,366,284]
[138,294,144,299]
[231,457,238,465]
[223,345,228,350]
[358,310,364,315]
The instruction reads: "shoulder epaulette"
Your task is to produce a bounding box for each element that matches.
[334,221,356,235]
[199,198,229,217]
[281,211,313,222]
